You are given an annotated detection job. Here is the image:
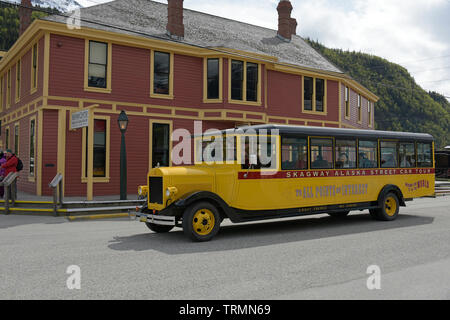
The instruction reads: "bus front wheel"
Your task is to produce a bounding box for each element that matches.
[182,202,221,242]
[370,192,399,221]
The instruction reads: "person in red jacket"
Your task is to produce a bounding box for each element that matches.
[1,149,18,176]
[1,150,18,199]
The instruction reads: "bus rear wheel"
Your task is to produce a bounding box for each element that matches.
[182,202,221,242]
[370,192,399,221]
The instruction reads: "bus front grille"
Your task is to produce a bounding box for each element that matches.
[149,177,163,204]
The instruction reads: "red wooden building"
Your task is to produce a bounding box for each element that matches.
[0,0,378,199]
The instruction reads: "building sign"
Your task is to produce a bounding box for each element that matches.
[71,110,89,129]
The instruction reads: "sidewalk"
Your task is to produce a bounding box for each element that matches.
[9,191,141,203]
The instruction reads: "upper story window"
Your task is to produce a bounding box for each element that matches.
[6,69,11,108]
[246,62,258,102]
[207,58,220,100]
[303,76,326,114]
[153,51,170,95]
[88,41,108,89]
[85,40,111,93]
[344,86,350,118]
[16,60,21,101]
[304,76,313,111]
[357,94,362,122]
[368,101,373,126]
[315,78,325,112]
[231,60,244,100]
[31,43,38,91]
[229,59,260,104]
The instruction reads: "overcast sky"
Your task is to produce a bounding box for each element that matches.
[77,0,450,99]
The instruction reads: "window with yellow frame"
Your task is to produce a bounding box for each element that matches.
[81,115,110,183]
[203,57,223,103]
[15,59,21,102]
[6,69,11,108]
[150,50,174,99]
[31,42,38,93]
[228,59,261,105]
[84,39,112,93]
[303,76,327,114]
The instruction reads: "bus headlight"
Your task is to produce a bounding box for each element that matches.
[166,187,178,198]
[138,186,148,197]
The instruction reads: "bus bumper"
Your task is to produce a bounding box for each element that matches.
[129,211,176,226]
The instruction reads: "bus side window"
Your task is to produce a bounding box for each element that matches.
[241,136,276,170]
[310,138,333,169]
[417,142,432,167]
[399,142,415,168]
[380,141,398,168]
[358,140,378,168]
[281,137,308,170]
[335,139,356,169]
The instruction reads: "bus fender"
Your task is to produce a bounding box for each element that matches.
[377,185,406,207]
[174,191,239,222]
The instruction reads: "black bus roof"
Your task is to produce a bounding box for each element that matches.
[200,124,434,142]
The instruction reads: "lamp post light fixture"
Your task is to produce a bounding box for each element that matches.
[118,110,129,200]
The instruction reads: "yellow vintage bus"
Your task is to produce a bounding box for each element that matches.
[133,125,435,241]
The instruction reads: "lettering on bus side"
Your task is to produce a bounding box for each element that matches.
[295,184,369,199]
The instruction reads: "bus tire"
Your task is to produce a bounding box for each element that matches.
[145,222,174,233]
[328,211,350,218]
[370,192,400,221]
[182,201,221,242]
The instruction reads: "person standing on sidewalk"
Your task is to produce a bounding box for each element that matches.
[0,151,6,198]
[1,150,18,199]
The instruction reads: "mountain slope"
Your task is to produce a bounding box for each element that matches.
[9,0,82,12]
[306,39,450,149]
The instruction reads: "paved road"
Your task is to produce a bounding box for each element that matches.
[0,196,449,300]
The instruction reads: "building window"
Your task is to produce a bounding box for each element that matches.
[229,59,260,104]
[29,119,35,176]
[368,101,373,126]
[153,51,170,95]
[303,76,326,113]
[344,86,350,118]
[358,95,362,123]
[7,69,11,107]
[207,58,220,100]
[85,119,107,177]
[151,122,171,168]
[231,60,244,100]
[88,41,108,89]
[15,60,21,101]
[246,62,259,102]
[304,76,313,111]
[14,123,19,156]
[31,43,38,91]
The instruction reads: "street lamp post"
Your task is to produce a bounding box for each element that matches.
[118,110,129,200]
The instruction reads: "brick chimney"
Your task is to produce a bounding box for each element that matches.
[19,0,32,36]
[277,0,297,41]
[166,0,184,39]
